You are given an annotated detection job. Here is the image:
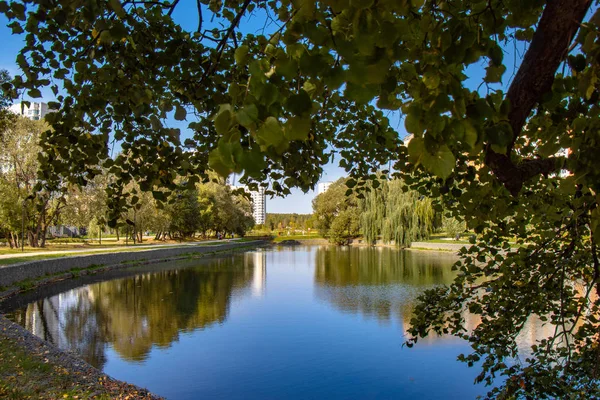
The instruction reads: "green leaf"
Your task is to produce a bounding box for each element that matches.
[423,72,440,89]
[208,148,232,177]
[214,104,233,135]
[235,45,249,65]
[241,148,267,176]
[405,112,424,134]
[284,116,311,141]
[462,120,478,149]
[109,0,126,17]
[236,104,259,128]
[485,122,512,148]
[28,88,42,98]
[407,136,425,165]
[484,64,506,83]
[421,145,456,179]
[285,90,312,116]
[256,117,284,147]
[174,105,187,121]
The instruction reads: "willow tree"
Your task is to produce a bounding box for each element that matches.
[359,180,387,245]
[380,179,434,247]
[359,178,434,246]
[2,0,600,396]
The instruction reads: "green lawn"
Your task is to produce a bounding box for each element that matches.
[272,233,324,242]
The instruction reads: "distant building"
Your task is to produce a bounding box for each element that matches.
[317,181,332,195]
[9,102,51,121]
[231,185,266,225]
[48,225,82,238]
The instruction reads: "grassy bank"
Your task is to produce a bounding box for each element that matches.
[0,336,108,399]
[0,318,159,399]
[272,233,324,243]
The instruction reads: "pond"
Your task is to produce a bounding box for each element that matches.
[2,246,494,399]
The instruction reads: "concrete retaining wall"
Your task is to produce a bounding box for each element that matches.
[0,241,267,287]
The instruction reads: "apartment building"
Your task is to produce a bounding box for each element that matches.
[9,101,51,120]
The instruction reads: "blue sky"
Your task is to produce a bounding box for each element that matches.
[0,4,529,214]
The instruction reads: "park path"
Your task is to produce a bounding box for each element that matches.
[0,238,240,260]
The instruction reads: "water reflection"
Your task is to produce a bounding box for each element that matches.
[314,247,458,325]
[8,252,265,368]
[2,247,568,399]
[313,247,557,354]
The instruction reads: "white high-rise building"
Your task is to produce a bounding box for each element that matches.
[10,101,51,121]
[231,184,266,225]
[317,181,333,195]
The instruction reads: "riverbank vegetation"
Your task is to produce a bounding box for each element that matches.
[0,115,255,247]
[313,178,446,246]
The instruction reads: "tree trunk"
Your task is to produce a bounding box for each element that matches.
[116,228,120,242]
[485,0,593,195]
[28,230,38,247]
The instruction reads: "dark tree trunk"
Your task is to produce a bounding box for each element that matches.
[485,0,593,195]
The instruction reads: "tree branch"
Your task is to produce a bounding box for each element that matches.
[202,0,252,81]
[485,0,592,195]
[196,0,203,33]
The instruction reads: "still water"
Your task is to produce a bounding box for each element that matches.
[2,246,490,399]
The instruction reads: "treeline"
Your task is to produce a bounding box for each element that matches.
[313,178,459,246]
[264,213,315,231]
[82,178,254,242]
[0,115,254,247]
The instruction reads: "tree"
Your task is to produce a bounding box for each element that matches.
[61,172,109,232]
[0,69,14,133]
[312,178,360,241]
[265,213,314,232]
[442,216,465,240]
[167,186,202,238]
[0,116,67,247]
[3,0,600,396]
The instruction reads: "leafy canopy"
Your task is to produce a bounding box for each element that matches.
[2,0,600,397]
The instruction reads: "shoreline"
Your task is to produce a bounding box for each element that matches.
[284,238,465,253]
[0,240,269,399]
[0,314,162,399]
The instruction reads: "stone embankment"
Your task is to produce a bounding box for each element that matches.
[0,240,267,288]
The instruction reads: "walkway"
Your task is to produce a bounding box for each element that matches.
[0,239,241,260]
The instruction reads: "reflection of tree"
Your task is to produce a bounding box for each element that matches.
[12,255,260,368]
[315,247,457,287]
[10,293,108,368]
[314,247,457,325]
[314,247,564,352]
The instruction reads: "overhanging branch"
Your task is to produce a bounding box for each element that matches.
[485,0,592,195]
